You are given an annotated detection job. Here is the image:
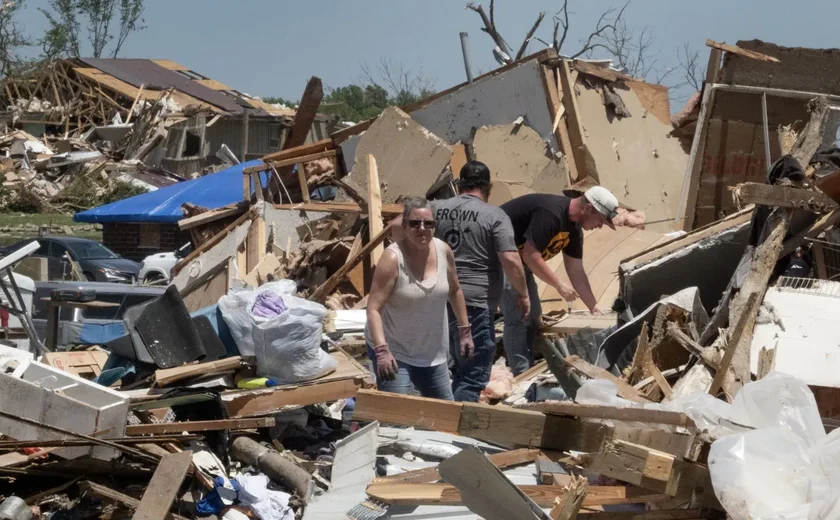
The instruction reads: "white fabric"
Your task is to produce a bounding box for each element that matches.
[368,238,450,367]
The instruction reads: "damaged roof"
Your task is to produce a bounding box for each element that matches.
[73,58,296,118]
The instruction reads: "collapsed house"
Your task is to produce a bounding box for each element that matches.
[5,41,840,520]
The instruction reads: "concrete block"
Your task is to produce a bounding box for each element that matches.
[0,360,128,459]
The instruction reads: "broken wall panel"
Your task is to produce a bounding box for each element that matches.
[472,122,569,206]
[573,81,688,233]
[341,59,558,173]
[619,219,751,316]
[720,40,840,96]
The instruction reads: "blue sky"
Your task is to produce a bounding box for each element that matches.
[13,0,839,110]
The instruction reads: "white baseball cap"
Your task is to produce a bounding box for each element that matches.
[584,186,619,230]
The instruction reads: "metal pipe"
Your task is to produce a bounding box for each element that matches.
[5,268,45,353]
[761,92,771,172]
[460,32,474,83]
[709,82,840,104]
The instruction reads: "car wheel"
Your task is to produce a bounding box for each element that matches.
[84,272,95,282]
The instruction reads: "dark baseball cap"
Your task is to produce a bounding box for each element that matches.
[457,161,491,188]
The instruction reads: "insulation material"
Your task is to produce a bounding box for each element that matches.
[751,282,840,388]
[573,80,688,233]
[344,107,453,204]
[472,122,569,206]
[536,226,668,313]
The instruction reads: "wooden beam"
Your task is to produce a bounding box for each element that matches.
[309,225,391,303]
[79,481,188,520]
[367,154,384,265]
[365,482,668,508]
[224,377,365,417]
[374,448,541,485]
[781,207,840,256]
[680,85,715,231]
[648,362,674,400]
[705,39,780,63]
[287,77,323,147]
[732,183,838,213]
[813,241,829,279]
[585,439,720,509]
[704,48,722,84]
[178,205,244,231]
[722,207,792,396]
[666,324,720,371]
[541,64,580,182]
[153,357,242,387]
[245,216,266,273]
[557,61,589,181]
[516,402,694,428]
[261,138,332,163]
[297,163,310,202]
[246,149,338,175]
[134,451,193,520]
[126,417,275,435]
[353,389,462,433]
[564,356,653,403]
[273,201,403,216]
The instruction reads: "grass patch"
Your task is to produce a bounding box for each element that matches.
[0,213,77,227]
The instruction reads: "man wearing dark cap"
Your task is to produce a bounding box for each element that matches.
[390,161,530,401]
[500,186,620,375]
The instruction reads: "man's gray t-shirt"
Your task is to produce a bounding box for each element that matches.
[432,194,517,310]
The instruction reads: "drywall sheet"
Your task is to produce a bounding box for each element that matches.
[751,284,840,388]
[412,59,557,148]
[536,226,668,313]
[262,205,330,251]
[343,107,453,204]
[574,81,688,233]
[473,122,569,206]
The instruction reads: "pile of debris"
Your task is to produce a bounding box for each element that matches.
[5,41,840,520]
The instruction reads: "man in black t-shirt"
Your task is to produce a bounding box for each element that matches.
[500,186,620,375]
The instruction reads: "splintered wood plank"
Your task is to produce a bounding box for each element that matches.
[273,202,403,216]
[367,154,384,265]
[353,389,462,433]
[126,417,274,435]
[732,183,837,213]
[550,474,588,520]
[225,378,362,417]
[310,226,391,303]
[365,482,668,507]
[585,440,720,509]
[564,356,653,403]
[133,451,193,520]
[706,39,780,62]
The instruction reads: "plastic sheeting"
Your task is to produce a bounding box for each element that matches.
[74,160,266,223]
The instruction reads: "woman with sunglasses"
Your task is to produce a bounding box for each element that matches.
[365,196,474,400]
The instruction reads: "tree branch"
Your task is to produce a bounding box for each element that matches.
[466,1,512,62]
[553,0,570,54]
[570,0,631,59]
[515,11,545,60]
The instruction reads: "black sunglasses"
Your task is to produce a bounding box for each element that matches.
[407,219,436,229]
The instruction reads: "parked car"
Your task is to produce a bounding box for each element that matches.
[0,236,140,283]
[139,242,192,284]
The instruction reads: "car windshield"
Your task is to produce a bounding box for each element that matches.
[66,241,120,260]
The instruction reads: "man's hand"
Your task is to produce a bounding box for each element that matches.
[515,293,531,319]
[590,305,604,316]
[373,343,399,381]
[556,281,579,302]
[459,326,475,359]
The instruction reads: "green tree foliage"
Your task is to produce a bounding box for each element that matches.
[40,0,145,58]
[0,0,32,77]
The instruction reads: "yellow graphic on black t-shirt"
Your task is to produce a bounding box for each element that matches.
[543,231,570,260]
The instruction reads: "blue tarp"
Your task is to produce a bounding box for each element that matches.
[74,160,267,224]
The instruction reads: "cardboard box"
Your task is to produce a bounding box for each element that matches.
[42,350,109,380]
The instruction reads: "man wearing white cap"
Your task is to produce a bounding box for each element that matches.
[499,186,619,375]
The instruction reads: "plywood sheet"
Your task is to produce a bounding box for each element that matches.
[195,78,232,91]
[574,81,688,233]
[152,59,189,71]
[344,107,453,204]
[537,226,667,312]
[473,122,569,206]
[182,263,229,313]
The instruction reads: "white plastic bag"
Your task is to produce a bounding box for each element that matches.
[219,280,296,357]
[218,280,336,383]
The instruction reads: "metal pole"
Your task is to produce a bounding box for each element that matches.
[761,92,771,172]
[460,32,474,83]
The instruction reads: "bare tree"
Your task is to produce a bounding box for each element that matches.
[359,58,436,106]
[676,42,704,92]
[467,0,670,83]
[40,0,145,58]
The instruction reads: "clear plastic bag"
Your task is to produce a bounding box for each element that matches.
[218,280,337,383]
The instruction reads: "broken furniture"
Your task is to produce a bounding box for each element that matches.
[43,297,119,351]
